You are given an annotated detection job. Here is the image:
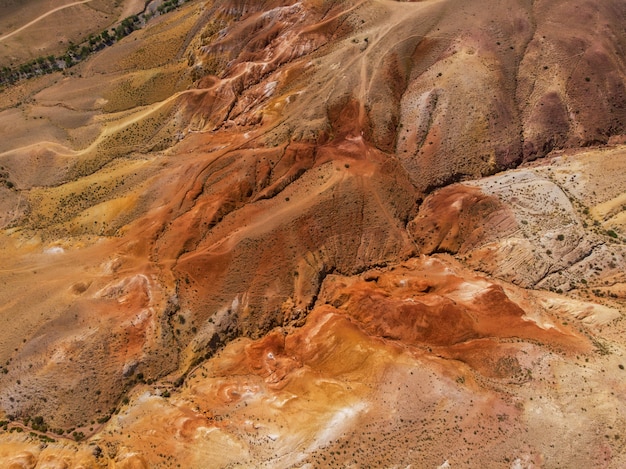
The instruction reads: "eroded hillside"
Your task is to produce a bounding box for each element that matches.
[1,0,626,467]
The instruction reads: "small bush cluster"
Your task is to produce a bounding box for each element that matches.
[158,0,183,14]
[0,0,192,87]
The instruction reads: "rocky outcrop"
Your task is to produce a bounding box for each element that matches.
[1,0,626,466]
[184,0,626,191]
[409,151,626,295]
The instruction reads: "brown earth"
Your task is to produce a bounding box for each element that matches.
[0,0,626,467]
[0,0,148,68]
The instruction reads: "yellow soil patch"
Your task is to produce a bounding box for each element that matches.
[0,0,149,67]
[84,4,201,75]
[592,192,626,224]
[102,63,190,113]
[28,157,152,228]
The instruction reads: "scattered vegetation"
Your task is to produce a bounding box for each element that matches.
[0,0,192,87]
[0,168,15,190]
[158,0,185,14]
[591,338,611,356]
[30,415,47,433]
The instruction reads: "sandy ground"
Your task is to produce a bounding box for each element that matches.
[0,0,94,42]
[0,0,625,467]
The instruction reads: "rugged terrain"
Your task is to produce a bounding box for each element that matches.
[1,0,626,467]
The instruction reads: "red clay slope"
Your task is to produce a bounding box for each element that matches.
[0,0,626,466]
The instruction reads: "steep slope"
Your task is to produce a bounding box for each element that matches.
[0,0,625,467]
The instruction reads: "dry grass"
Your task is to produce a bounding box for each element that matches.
[1,0,626,467]
[0,0,144,68]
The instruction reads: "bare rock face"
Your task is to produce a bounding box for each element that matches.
[4,256,624,468]
[409,149,626,296]
[408,184,518,255]
[182,0,626,192]
[0,0,626,467]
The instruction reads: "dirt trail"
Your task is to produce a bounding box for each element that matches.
[0,0,93,42]
[0,88,207,160]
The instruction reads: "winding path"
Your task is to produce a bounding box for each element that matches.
[0,0,93,42]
